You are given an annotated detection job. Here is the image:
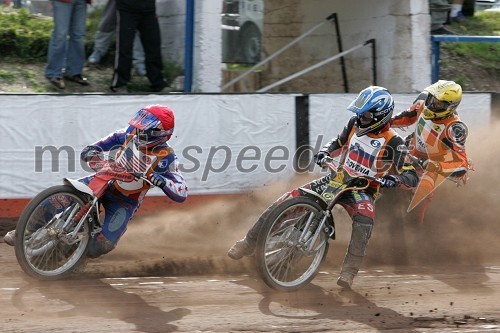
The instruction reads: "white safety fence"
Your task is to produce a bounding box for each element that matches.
[0,93,491,199]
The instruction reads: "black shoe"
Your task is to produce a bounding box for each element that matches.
[151,81,167,93]
[110,85,128,93]
[65,74,90,86]
[46,76,65,89]
[431,26,457,35]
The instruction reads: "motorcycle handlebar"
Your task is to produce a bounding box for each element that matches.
[89,158,156,187]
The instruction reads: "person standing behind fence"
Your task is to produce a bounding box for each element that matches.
[88,0,146,76]
[110,0,167,93]
[45,0,91,89]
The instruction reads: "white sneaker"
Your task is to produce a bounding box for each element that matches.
[3,230,16,246]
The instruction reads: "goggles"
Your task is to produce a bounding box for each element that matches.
[357,111,374,126]
[137,128,172,142]
[425,95,451,113]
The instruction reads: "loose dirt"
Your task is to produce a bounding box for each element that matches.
[1,116,499,333]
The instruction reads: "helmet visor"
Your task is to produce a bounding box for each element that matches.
[129,109,161,130]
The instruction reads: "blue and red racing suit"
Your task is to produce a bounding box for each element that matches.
[80,126,187,257]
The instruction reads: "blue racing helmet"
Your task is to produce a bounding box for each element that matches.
[347,86,394,136]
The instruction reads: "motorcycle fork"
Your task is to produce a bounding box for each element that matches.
[63,196,99,239]
[298,209,331,254]
[298,197,339,254]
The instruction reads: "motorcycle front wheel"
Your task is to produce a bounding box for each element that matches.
[255,196,329,291]
[14,185,92,280]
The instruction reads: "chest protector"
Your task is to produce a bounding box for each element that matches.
[343,129,397,178]
[414,113,458,158]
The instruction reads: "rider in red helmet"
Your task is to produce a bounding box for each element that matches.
[4,105,188,259]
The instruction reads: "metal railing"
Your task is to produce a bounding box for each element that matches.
[258,39,376,93]
[222,13,375,93]
[431,35,500,82]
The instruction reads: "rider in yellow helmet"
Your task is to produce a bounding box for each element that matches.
[392,80,471,224]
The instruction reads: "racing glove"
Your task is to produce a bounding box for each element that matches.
[381,175,401,188]
[148,172,166,188]
[313,150,329,166]
[81,146,103,162]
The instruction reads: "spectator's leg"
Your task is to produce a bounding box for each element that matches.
[111,10,138,89]
[138,12,166,91]
[45,1,72,78]
[65,0,87,77]
[89,0,118,63]
[133,33,146,76]
[450,0,466,22]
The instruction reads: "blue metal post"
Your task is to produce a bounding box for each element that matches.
[184,0,195,93]
[431,38,440,83]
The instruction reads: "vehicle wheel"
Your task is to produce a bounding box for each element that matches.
[255,196,329,291]
[14,185,91,280]
[239,23,261,63]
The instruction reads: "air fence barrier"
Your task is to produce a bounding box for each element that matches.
[0,92,495,216]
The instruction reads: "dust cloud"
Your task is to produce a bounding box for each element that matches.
[90,119,497,278]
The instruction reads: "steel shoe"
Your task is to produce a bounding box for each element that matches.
[3,230,16,246]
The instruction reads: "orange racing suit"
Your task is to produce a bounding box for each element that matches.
[392,91,471,223]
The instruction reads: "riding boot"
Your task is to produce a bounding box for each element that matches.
[227,201,279,260]
[337,219,373,289]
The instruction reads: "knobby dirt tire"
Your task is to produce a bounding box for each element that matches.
[14,185,91,280]
[255,196,329,291]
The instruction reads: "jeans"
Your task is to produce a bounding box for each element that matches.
[44,0,87,78]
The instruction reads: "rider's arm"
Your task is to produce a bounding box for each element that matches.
[153,153,188,203]
[80,127,128,161]
[391,92,427,128]
[386,135,419,188]
[435,121,469,177]
[321,116,356,154]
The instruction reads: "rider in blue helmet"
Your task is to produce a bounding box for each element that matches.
[348,85,395,136]
[228,86,418,289]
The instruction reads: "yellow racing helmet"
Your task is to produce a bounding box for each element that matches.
[423,80,462,120]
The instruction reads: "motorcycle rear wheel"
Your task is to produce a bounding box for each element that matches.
[255,196,329,291]
[14,185,91,280]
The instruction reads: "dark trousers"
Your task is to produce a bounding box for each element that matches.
[111,10,166,90]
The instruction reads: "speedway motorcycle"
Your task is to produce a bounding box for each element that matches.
[14,156,152,281]
[254,156,386,291]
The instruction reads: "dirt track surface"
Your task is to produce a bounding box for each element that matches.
[1,241,500,333]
